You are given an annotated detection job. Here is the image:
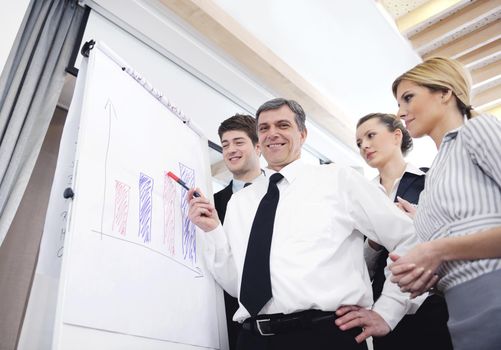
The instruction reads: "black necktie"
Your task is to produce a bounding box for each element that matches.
[240,173,284,316]
[244,182,252,188]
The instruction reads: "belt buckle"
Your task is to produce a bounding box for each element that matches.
[256,318,275,336]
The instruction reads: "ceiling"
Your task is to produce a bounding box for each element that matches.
[379,0,501,117]
[56,0,497,183]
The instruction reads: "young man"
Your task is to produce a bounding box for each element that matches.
[214,114,262,223]
[189,98,420,350]
[213,114,263,350]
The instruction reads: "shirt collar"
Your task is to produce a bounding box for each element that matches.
[404,163,425,176]
[232,179,246,193]
[264,158,305,184]
[442,125,463,143]
[372,162,425,185]
[232,170,266,193]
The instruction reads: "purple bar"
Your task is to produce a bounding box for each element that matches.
[179,163,197,264]
[138,173,153,243]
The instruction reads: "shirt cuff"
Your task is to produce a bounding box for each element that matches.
[203,223,228,249]
[406,293,427,315]
[372,295,408,330]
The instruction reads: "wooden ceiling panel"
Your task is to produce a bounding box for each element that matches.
[482,103,501,116]
[457,38,501,68]
[408,0,500,52]
[395,0,468,34]
[471,59,501,87]
[381,0,501,117]
[472,84,501,108]
[423,20,501,59]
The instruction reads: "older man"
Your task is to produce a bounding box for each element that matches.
[189,98,419,350]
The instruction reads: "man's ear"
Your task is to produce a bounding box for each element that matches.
[300,128,308,145]
[255,143,261,157]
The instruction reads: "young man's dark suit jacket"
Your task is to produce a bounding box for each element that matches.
[213,181,240,350]
[372,169,453,350]
[214,181,234,223]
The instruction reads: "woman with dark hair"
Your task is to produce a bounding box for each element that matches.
[389,56,501,349]
[355,113,452,350]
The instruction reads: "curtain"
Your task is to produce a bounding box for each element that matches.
[0,0,85,348]
[0,0,84,244]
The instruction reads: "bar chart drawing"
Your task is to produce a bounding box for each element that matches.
[112,180,130,236]
[164,172,176,255]
[138,173,154,244]
[179,163,197,264]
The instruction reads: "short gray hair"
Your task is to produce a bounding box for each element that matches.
[256,98,306,131]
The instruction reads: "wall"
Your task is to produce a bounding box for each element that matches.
[0,107,66,350]
[211,0,437,171]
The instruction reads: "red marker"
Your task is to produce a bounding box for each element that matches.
[167,171,201,197]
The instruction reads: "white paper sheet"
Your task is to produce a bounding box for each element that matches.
[60,45,220,348]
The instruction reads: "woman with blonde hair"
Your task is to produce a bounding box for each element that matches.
[355,113,451,350]
[389,56,501,349]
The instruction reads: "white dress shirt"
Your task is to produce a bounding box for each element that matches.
[231,170,265,193]
[364,163,425,276]
[364,163,427,314]
[202,159,418,329]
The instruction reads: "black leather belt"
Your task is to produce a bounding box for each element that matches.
[242,310,337,336]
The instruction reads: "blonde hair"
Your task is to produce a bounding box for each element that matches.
[392,56,476,119]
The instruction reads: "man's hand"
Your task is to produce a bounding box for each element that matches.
[335,306,391,343]
[187,188,220,232]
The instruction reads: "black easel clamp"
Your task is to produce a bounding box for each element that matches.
[63,187,75,199]
[81,39,95,57]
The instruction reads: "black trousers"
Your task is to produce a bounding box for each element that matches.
[236,322,367,350]
[372,294,452,350]
[224,292,240,350]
